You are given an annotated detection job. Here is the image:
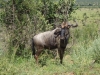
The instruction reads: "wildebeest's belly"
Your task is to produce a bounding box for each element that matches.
[42,36,58,49]
[44,44,57,50]
[34,40,58,50]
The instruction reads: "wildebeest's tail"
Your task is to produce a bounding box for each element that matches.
[31,38,35,55]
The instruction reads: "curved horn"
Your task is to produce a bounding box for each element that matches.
[71,21,78,27]
[67,22,72,26]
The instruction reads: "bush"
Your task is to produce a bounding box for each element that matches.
[1,0,75,57]
[91,38,100,63]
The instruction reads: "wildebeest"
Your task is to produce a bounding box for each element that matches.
[31,21,78,64]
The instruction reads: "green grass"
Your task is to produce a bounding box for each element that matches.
[0,8,100,75]
[71,8,100,26]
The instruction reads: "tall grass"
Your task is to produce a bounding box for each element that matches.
[69,37,100,75]
[0,23,100,75]
[91,38,100,63]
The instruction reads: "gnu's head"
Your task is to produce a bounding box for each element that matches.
[60,22,70,40]
[54,21,78,40]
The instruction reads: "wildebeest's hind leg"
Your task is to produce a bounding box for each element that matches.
[34,47,43,64]
[31,38,42,64]
[31,38,36,55]
[58,48,65,64]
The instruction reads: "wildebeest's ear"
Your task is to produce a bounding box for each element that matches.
[54,28,61,35]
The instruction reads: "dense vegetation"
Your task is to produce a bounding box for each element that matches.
[0,0,75,56]
[0,0,100,75]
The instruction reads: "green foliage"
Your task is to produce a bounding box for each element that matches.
[73,24,98,45]
[91,38,100,63]
[69,23,99,70]
[1,0,75,56]
[39,0,75,23]
[0,0,6,8]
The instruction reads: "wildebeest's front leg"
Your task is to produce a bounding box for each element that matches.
[58,47,65,64]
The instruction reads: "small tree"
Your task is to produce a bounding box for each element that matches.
[2,0,76,57]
